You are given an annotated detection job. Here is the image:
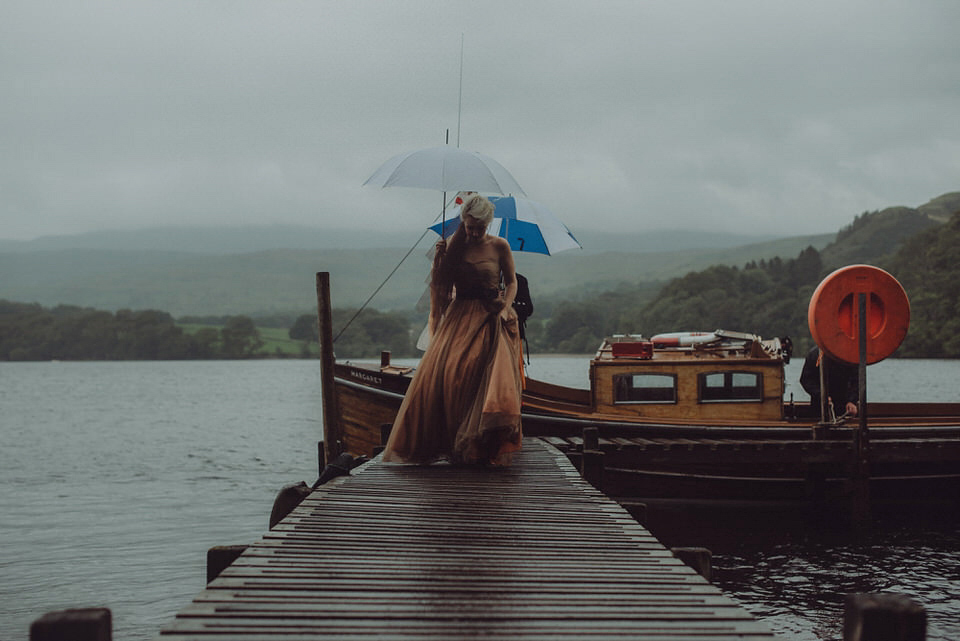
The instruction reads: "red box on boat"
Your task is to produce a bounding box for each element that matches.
[612,341,653,359]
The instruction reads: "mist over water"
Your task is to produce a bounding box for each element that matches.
[2,358,958,640]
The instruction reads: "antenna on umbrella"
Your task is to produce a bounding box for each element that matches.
[442,128,450,231]
[457,33,464,149]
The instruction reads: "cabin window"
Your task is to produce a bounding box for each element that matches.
[613,373,677,404]
[698,371,763,402]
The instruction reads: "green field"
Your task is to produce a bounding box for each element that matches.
[178,323,318,358]
[260,326,318,357]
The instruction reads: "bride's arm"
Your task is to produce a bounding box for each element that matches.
[498,238,517,312]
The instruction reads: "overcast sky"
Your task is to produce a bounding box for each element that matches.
[3,0,959,241]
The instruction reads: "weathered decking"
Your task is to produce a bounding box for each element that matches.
[157,438,778,640]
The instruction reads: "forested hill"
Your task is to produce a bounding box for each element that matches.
[887,210,960,356]
[525,192,960,357]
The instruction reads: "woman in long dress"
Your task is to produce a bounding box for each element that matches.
[383,194,524,465]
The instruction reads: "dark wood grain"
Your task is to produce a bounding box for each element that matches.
[156,438,778,640]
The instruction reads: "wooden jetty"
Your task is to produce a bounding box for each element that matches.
[157,438,778,640]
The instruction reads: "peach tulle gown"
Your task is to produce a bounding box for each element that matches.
[383,256,523,465]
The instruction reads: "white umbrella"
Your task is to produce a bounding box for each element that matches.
[429,196,582,256]
[363,146,526,196]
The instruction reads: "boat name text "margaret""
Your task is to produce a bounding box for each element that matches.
[350,369,383,385]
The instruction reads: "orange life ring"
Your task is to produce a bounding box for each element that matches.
[807,265,910,365]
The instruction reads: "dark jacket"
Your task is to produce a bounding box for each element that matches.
[800,346,859,408]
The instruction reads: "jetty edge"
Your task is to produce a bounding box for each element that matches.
[157,437,782,640]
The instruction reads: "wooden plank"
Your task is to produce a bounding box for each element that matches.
[190,588,737,605]
[157,438,778,640]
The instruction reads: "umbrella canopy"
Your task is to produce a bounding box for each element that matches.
[429,196,582,256]
[363,146,526,196]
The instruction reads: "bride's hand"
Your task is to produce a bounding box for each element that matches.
[486,298,507,315]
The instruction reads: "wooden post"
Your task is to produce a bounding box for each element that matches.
[852,292,871,524]
[582,426,599,451]
[316,272,341,467]
[317,440,326,479]
[619,500,648,525]
[581,449,604,491]
[373,422,393,456]
[671,547,712,582]
[819,344,830,423]
[805,462,828,502]
[206,545,248,583]
[843,593,926,641]
[31,608,111,641]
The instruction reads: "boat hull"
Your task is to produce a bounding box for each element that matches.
[329,362,960,503]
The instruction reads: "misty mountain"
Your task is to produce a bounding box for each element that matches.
[2,191,956,317]
[0,235,833,317]
[0,226,409,254]
[0,224,781,255]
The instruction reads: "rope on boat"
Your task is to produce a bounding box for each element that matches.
[334,190,461,343]
[333,227,432,344]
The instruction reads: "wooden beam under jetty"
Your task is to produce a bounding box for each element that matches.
[156,438,780,640]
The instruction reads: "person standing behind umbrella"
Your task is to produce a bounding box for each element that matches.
[383,194,524,465]
[800,345,859,420]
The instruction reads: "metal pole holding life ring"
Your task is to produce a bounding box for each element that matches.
[807,264,910,522]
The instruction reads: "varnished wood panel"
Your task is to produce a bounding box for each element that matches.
[334,383,401,457]
[591,360,784,421]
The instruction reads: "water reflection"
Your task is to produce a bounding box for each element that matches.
[643,500,960,641]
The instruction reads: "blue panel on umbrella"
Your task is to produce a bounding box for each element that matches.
[500,219,549,254]
[489,196,519,220]
[428,195,580,255]
[428,217,462,239]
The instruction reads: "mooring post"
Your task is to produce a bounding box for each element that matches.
[582,426,599,451]
[581,426,604,489]
[207,545,249,583]
[619,499,648,525]
[373,422,392,456]
[30,608,112,641]
[671,547,713,582]
[581,449,604,491]
[316,272,341,467]
[843,593,926,641]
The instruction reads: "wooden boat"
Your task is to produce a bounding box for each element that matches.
[316,273,960,507]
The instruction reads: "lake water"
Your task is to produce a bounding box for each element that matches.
[2,357,958,640]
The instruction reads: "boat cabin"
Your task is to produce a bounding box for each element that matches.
[590,330,790,421]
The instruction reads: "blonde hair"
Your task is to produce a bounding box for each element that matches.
[459,194,494,226]
[427,194,496,334]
